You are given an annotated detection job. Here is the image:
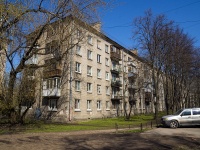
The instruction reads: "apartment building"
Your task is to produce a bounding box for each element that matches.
[25,16,165,121]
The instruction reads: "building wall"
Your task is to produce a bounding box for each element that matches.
[26,19,165,122]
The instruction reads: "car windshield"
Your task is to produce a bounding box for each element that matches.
[174,109,184,115]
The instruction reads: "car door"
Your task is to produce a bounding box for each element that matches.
[179,109,193,126]
[192,109,200,125]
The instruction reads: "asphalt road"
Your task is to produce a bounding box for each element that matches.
[0,127,200,150]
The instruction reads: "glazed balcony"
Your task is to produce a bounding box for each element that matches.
[43,69,62,78]
[43,88,61,97]
[111,94,122,100]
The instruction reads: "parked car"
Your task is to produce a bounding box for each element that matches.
[161,108,200,128]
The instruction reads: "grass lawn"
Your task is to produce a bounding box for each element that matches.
[0,114,159,134]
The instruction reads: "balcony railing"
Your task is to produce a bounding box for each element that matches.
[43,69,62,78]
[111,94,122,100]
[110,51,121,61]
[111,80,122,87]
[43,88,61,97]
[111,67,121,74]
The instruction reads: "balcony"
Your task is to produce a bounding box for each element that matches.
[111,67,121,74]
[43,69,62,78]
[110,51,121,61]
[111,94,121,100]
[111,80,122,87]
[43,88,61,97]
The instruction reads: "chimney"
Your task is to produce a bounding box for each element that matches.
[130,49,138,55]
[91,22,101,32]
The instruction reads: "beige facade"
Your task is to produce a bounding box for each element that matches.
[25,17,165,121]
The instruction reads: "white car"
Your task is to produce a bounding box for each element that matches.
[161,108,200,128]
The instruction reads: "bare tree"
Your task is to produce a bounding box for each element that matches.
[0,0,108,124]
[133,10,198,117]
[133,10,174,120]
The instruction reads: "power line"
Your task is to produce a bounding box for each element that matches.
[162,0,200,14]
[103,1,200,29]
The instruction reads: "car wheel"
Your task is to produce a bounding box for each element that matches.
[170,120,179,128]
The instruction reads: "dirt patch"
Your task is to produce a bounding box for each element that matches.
[0,129,200,150]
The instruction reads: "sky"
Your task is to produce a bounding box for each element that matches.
[99,0,200,51]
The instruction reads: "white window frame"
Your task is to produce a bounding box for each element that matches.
[75,62,81,73]
[105,72,109,80]
[75,81,81,91]
[97,69,101,78]
[105,58,109,66]
[97,100,101,110]
[88,35,93,45]
[75,99,80,111]
[105,44,109,53]
[87,100,92,111]
[106,101,110,110]
[106,86,110,95]
[97,85,101,94]
[48,99,57,111]
[87,50,92,60]
[87,83,92,92]
[87,66,92,76]
[97,40,101,49]
[76,45,81,56]
[97,54,101,63]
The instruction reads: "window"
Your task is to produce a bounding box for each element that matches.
[105,44,109,53]
[128,57,132,62]
[111,46,116,52]
[124,66,127,72]
[87,50,92,60]
[88,35,93,45]
[76,45,81,56]
[106,101,110,110]
[181,110,191,116]
[87,66,92,76]
[192,110,200,115]
[87,100,92,110]
[97,85,101,94]
[97,54,101,63]
[44,78,61,89]
[105,58,109,66]
[112,101,119,110]
[106,86,110,95]
[87,83,92,92]
[124,55,127,61]
[75,81,81,91]
[97,69,101,78]
[75,62,81,73]
[48,99,57,111]
[97,40,101,49]
[105,72,109,80]
[77,29,82,38]
[97,100,101,110]
[75,99,80,110]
